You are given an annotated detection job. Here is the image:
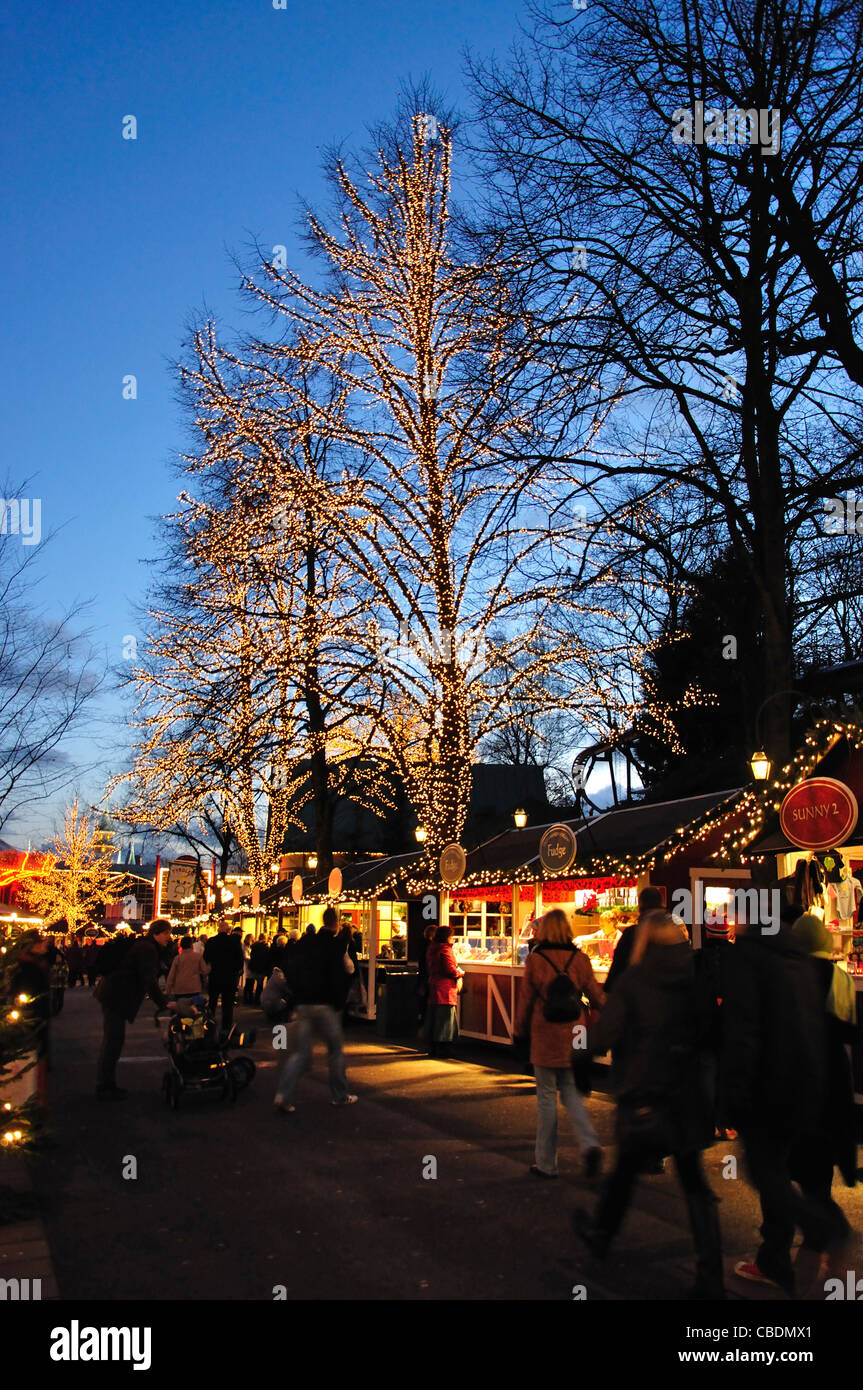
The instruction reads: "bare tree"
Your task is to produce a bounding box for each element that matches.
[0,488,103,834]
[469,0,863,766]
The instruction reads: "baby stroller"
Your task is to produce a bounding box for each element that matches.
[156,999,257,1110]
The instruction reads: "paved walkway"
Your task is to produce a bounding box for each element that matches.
[24,990,863,1300]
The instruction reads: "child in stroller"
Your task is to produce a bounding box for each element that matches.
[156,996,256,1109]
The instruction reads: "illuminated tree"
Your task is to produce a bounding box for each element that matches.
[21,797,124,931]
[114,494,307,889]
[235,104,584,855]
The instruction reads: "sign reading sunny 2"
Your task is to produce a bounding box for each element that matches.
[538,823,578,874]
[779,777,859,852]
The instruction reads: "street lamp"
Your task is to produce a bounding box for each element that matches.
[749,749,773,782]
[306,853,318,871]
[414,826,428,844]
[513,808,527,829]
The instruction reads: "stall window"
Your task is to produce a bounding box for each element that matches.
[451,898,514,962]
[376,901,408,959]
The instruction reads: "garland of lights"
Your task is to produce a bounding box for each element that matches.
[714,717,863,862]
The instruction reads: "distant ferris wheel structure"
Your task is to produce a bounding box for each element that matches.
[571,728,644,815]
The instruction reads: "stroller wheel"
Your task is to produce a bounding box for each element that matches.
[227,1056,256,1091]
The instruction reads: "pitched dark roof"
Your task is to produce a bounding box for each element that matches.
[424,790,741,886]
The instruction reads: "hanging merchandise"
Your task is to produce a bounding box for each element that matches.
[793,855,824,909]
[834,870,863,928]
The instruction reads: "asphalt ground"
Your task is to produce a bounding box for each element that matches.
[27,987,863,1303]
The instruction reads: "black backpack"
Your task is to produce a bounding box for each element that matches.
[535,947,584,1023]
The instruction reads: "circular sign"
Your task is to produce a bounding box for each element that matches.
[439,843,467,885]
[291,874,304,905]
[779,777,858,851]
[539,823,577,875]
[328,867,343,897]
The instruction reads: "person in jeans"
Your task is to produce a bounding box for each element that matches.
[514,908,605,1179]
[574,911,724,1299]
[273,906,357,1113]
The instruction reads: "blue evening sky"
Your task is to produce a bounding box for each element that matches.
[1,0,526,842]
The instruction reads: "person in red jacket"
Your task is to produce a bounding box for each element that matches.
[424,925,464,1058]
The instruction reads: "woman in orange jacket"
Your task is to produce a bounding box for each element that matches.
[515,908,605,1179]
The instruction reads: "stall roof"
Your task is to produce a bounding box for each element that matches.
[568,790,740,864]
[455,818,589,881]
[251,789,744,906]
[258,850,424,906]
[408,789,742,890]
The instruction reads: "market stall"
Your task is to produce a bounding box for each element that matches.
[445,876,640,1043]
[730,717,863,1101]
[419,790,742,1045]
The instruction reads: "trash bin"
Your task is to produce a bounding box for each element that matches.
[375,967,418,1037]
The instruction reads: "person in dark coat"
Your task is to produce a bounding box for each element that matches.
[415,923,437,1034]
[788,914,857,1280]
[249,937,271,1005]
[65,934,85,987]
[720,908,835,1295]
[604,886,664,994]
[273,906,357,1112]
[694,922,736,1140]
[204,920,245,1031]
[333,921,360,1021]
[84,938,100,987]
[268,933,289,976]
[93,919,174,1099]
[575,911,724,1299]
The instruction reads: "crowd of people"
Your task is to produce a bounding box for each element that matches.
[510,888,859,1301]
[5,887,859,1301]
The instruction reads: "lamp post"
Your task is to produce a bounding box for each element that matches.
[513,808,527,829]
[749,749,772,782]
[750,689,828,784]
[414,826,428,844]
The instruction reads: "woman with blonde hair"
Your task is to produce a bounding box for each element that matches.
[514,907,605,1179]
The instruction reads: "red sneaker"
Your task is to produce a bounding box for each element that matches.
[733,1260,783,1288]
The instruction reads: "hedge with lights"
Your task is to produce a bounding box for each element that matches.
[0,935,49,1188]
